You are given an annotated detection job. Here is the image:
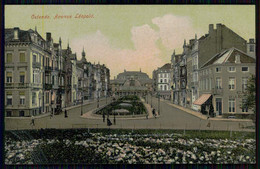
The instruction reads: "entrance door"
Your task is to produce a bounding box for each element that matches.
[216,98,222,115]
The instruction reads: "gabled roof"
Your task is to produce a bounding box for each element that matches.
[202,47,255,68]
[160,63,171,70]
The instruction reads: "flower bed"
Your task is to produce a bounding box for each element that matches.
[5,129,255,164]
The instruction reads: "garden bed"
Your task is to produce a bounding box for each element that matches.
[5,129,255,164]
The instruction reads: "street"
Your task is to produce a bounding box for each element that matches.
[5,96,254,132]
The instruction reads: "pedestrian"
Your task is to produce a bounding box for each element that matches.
[30,115,35,126]
[103,113,105,122]
[152,109,156,119]
[64,109,68,118]
[107,118,112,126]
[146,113,148,119]
[113,114,116,125]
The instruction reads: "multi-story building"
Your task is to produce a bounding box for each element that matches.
[188,24,247,111]
[5,27,45,117]
[153,63,172,99]
[171,52,182,104]
[111,70,152,97]
[55,37,65,112]
[196,47,255,118]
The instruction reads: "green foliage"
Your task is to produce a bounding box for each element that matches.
[241,75,256,123]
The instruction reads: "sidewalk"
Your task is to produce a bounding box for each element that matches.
[163,100,252,122]
[5,97,111,120]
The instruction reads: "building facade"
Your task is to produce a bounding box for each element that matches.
[5,27,111,117]
[111,70,152,97]
[197,48,255,117]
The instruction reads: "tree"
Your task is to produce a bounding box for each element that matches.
[241,75,256,123]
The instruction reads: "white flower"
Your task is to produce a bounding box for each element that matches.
[246,156,250,160]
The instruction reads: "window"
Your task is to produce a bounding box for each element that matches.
[242,99,248,112]
[20,96,25,105]
[216,67,221,73]
[160,79,163,83]
[6,72,12,83]
[20,72,25,83]
[164,79,167,83]
[19,111,25,117]
[46,92,49,104]
[164,85,167,91]
[6,53,12,63]
[160,85,162,91]
[242,77,248,92]
[33,54,37,62]
[228,99,235,112]
[7,95,12,105]
[229,78,235,90]
[228,67,236,72]
[32,92,36,105]
[6,111,12,117]
[250,45,254,52]
[19,53,25,62]
[216,77,222,89]
[242,67,249,72]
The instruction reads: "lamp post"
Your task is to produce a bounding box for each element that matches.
[158,93,160,115]
[151,92,152,108]
[81,95,83,116]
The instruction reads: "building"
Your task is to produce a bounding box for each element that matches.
[153,63,172,99]
[196,47,255,118]
[111,70,152,97]
[188,24,248,111]
[5,27,46,117]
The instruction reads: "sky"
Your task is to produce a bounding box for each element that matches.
[5,5,255,78]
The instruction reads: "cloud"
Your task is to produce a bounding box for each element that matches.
[70,14,200,78]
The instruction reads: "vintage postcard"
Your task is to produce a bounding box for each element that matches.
[4,4,256,165]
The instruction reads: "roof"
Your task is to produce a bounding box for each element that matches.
[193,94,211,105]
[159,63,171,70]
[202,47,256,68]
[5,28,32,43]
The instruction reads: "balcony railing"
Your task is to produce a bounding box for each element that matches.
[33,62,41,68]
[45,66,52,72]
[5,83,43,88]
[44,83,52,90]
[211,88,223,95]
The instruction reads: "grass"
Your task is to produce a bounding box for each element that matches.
[5,128,255,141]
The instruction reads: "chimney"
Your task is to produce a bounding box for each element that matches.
[235,54,241,64]
[216,23,222,30]
[46,32,51,42]
[13,27,19,40]
[209,24,214,34]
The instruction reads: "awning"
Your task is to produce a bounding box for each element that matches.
[193,94,211,105]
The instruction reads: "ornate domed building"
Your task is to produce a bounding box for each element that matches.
[110,70,153,96]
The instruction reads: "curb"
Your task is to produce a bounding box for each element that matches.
[165,101,252,122]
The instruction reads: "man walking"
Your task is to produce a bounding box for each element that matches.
[64,109,68,118]
[152,109,156,119]
[113,114,116,125]
[103,113,105,122]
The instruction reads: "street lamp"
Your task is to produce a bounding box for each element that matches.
[151,92,152,108]
[158,93,160,115]
[81,95,83,116]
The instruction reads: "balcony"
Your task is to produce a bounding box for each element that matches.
[33,62,41,68]
[192,65,198,71]
[211,88,223,95]
[44,83,52,90]
[45,66,52,72]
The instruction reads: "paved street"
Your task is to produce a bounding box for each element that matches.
[5,96,254,132]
